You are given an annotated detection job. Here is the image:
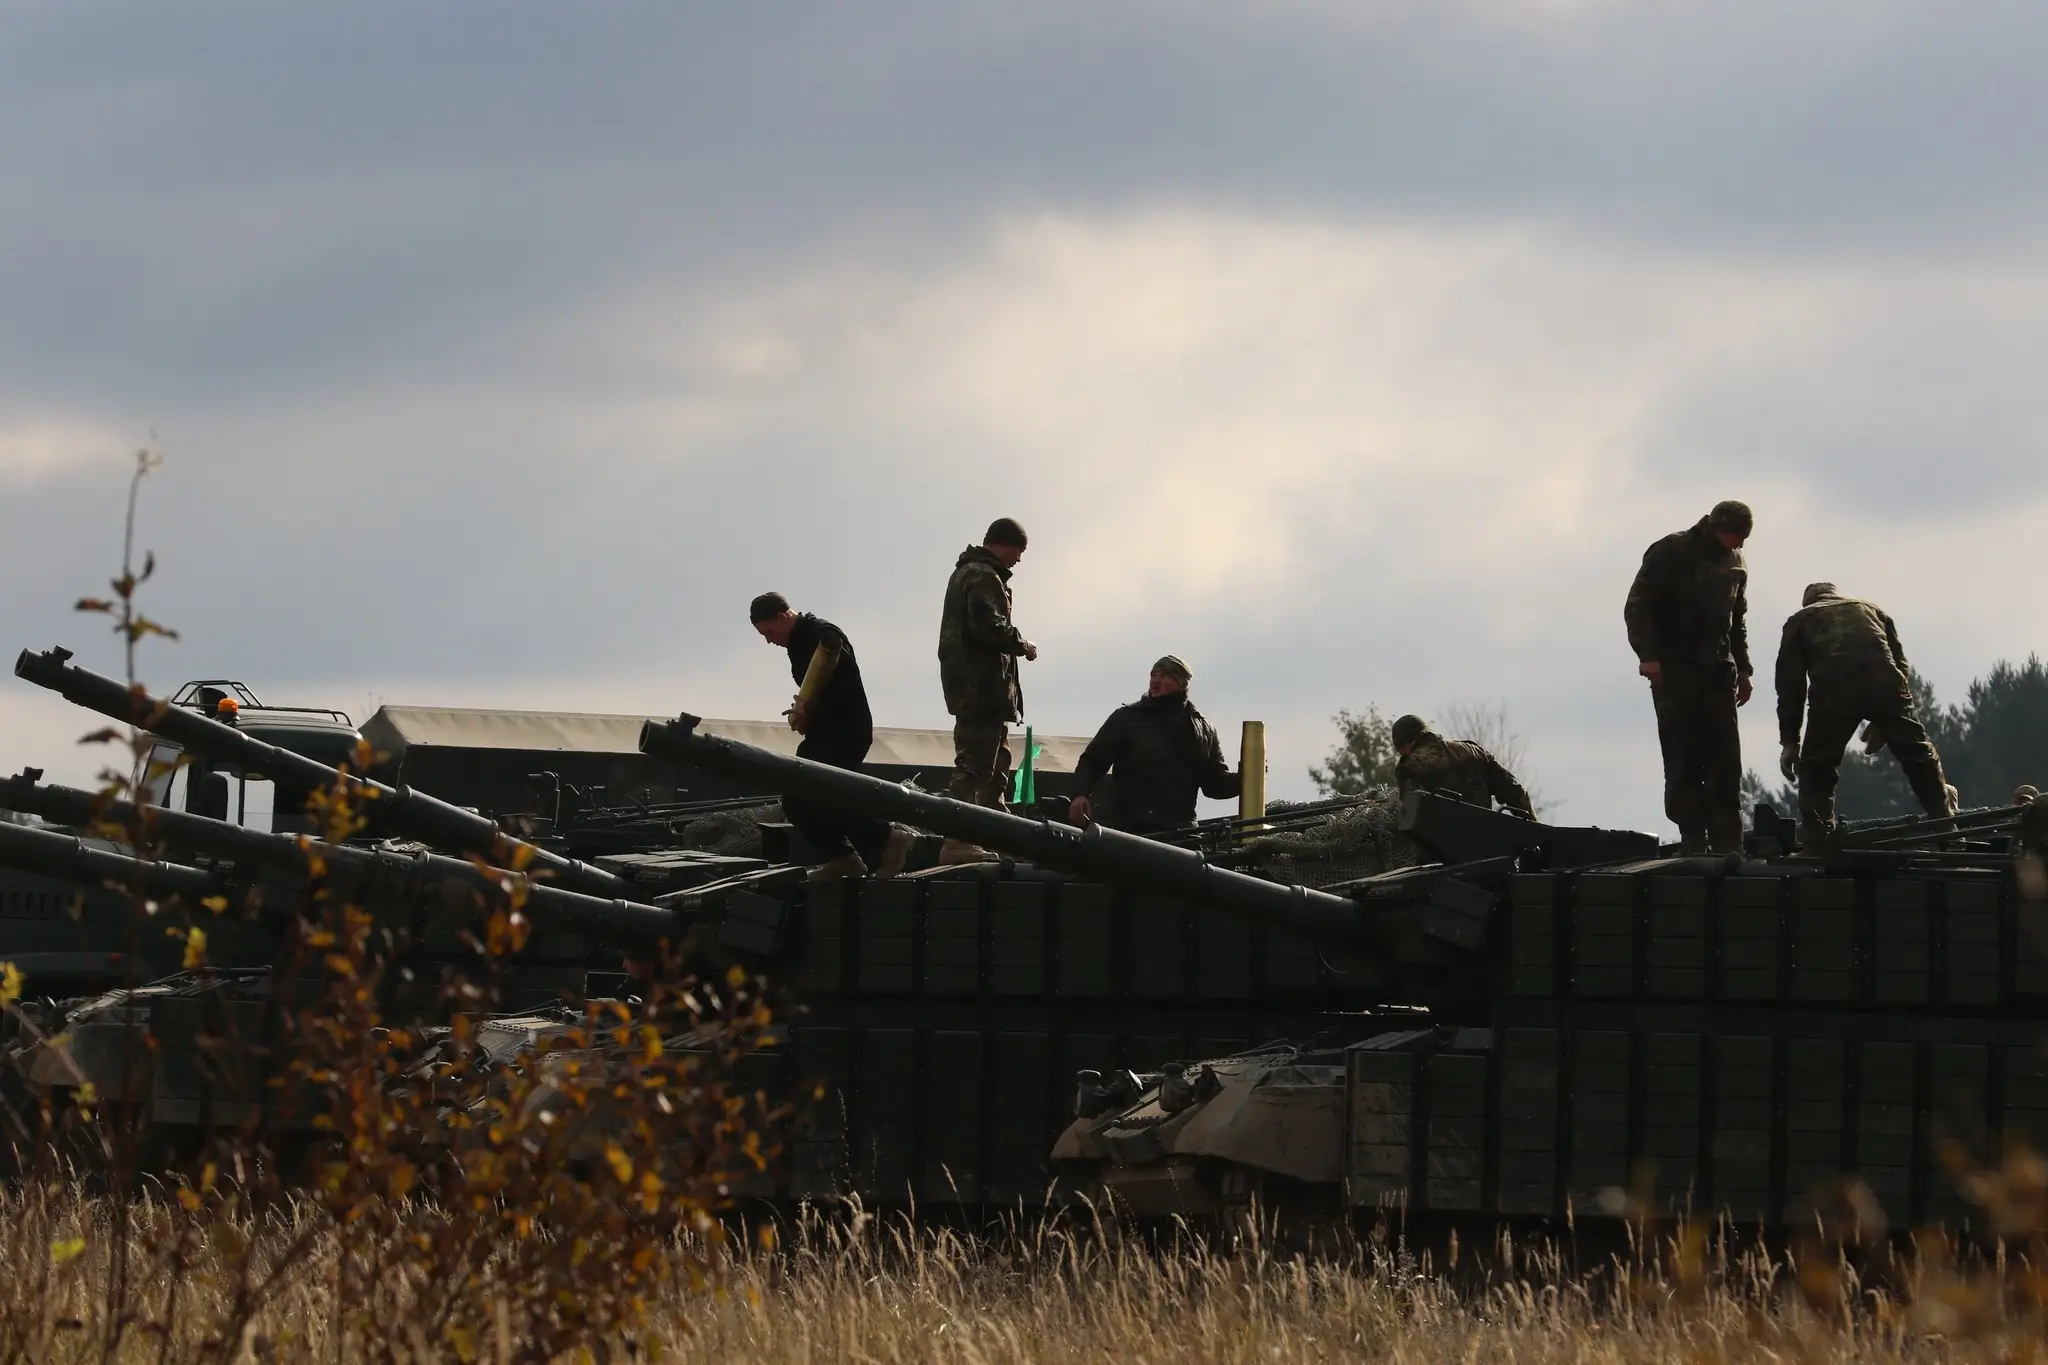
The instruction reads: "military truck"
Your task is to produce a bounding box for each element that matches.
[0,676,369,993]
[359,703,1092,827]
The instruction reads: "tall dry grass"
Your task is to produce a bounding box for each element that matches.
[659,1202,2048,1365]
[0,1187,2038,1363]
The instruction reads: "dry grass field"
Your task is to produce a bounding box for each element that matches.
[669,1208,2042,1365]
[1,1186,2040,1364]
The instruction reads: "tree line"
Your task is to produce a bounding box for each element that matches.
[1312,656,2048,830]
[1310,701,1551,818]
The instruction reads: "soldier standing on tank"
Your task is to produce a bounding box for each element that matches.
[1774,582,1957,849]
[1390,714,1535,816]
[1623,500,1756,855]
[1068,656,1241,836]
[936,517,1038,864]
[749,592,914,881]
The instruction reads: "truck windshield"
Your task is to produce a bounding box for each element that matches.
[236,776,276,833]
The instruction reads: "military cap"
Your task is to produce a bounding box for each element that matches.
[1708,500,1754,535]
[1151,655,1192,683]
[1802,582,1840,607]
[1390,714,1428,749]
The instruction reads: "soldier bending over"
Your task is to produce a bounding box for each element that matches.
[750,592,913,881]
[1391,714,1534,817]
[1069,656,1241,836]
[1774,582,1956,849]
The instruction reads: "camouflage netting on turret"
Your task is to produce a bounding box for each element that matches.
[677,802,786,858]
[1834,805,2001,836]
[1240,789,1423,889]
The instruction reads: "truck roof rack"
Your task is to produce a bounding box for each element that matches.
[168,679,353,727]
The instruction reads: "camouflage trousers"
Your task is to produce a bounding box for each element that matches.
[1798,695,1951,841]
[1651,665,1744,854]
[948,717,1012,808]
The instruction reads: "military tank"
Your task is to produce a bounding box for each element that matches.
[637,712,2048,1233]
[0,651,1632,1204]
[1054,799,2048,1237]
[10,644,2046,1237]
[635,713,1654,1207]
[0,650,806,1142]
[0,765,763,1135]
[0,649,802,981]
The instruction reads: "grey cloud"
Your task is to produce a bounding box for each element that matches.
[1628,283,2048,516]
[9,2,2048,407]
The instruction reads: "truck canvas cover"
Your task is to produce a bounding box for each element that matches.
[360,706,1089,815]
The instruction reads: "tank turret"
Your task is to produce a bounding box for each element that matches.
[640,713,1398,950]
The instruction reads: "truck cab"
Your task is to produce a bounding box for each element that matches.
[0,679,366,996]
[140,679,366,835]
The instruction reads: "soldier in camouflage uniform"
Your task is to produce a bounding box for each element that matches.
[1391,714,1534,816]
[1623,500,1755,855]
[936,517,1038,863]
[1774,581,1956,848]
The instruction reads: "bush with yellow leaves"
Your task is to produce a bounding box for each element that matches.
[0,449,784,1362]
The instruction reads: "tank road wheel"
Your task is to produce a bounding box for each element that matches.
[1216,1165,1350,1257]
[132,1121,207,1173]
[1217,1165,1261,1248]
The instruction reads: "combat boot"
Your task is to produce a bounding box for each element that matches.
[1707,813,1746,858]
[938,837,997,865]
[806,852,868,882]
[871,825,916,879]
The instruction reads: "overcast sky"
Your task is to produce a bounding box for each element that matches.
[3,1,2044,830]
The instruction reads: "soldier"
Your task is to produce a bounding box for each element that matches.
[1068,656,1241,836]
[1774,582,1956,848]
[749,592,913,881]
[936,517,1038,864]
[1624,499,1755,854]
[1390,714,1534,816]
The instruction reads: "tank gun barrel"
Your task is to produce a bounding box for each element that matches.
[13,647,632,900]
[640,714,1378,949]
[0,771,683,947]
[0,818,222,904]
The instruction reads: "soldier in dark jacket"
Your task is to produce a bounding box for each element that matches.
[936,518,1038,863]
[1069,656,1240,835]
[1391,714,1534,815]
[750,592,913,881]
[1623,500,1755,854]
[1775,582,1955,847]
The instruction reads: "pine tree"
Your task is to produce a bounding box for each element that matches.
[1948,655,2048,805]
[1308,707,1397,796]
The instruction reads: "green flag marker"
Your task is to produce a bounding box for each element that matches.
[1010,725,1039,807]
